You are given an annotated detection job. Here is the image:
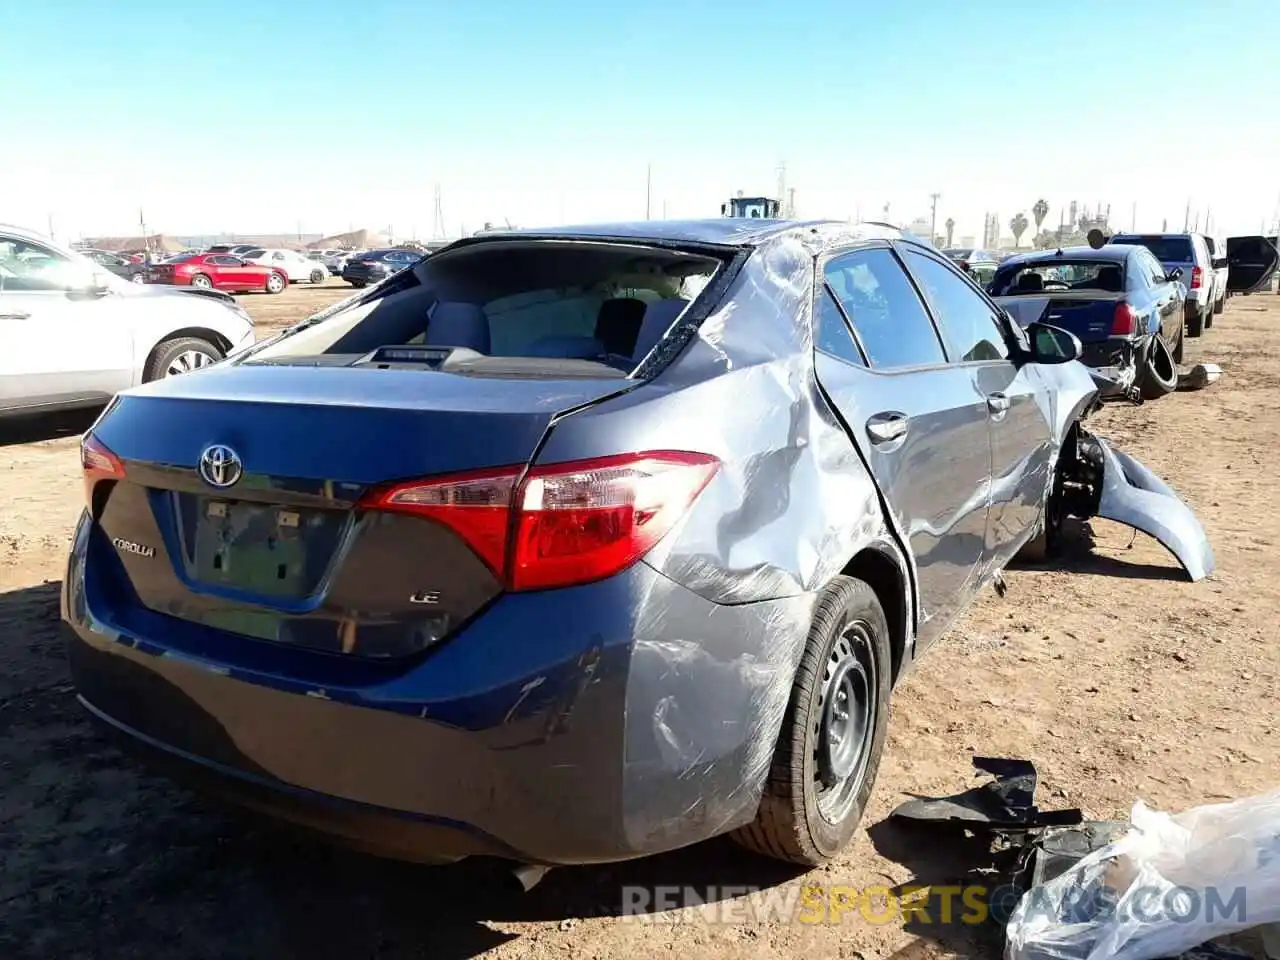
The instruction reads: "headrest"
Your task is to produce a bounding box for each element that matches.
[426,302,490,353]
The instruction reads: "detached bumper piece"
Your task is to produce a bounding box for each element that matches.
[1093,438,1215,581]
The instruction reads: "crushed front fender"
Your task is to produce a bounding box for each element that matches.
[1093,438,1215,581]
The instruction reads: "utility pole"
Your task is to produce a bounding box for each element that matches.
[645,164,652,220]
[1183,199,1191,231]
[47,214,55,242]
[929,193,940,245]
[432,184,445,239]
[1131,202,1136,232]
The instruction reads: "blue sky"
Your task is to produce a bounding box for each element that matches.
[5,0,1277,242]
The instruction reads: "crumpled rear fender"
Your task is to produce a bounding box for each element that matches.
[1094,438,1215,581]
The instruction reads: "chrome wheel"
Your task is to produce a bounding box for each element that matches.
[815,621,876,824]
[131,273,145,284]
[267,273,285,293]
[165,350,216,377]
[190,274,213,289]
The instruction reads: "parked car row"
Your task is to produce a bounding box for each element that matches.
[981,232,1278,403]
[59,217,1221,881]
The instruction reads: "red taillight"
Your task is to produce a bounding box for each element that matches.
[1190,265,1203,289]
[81,433,125,505]
[363,465,518,574]
[1111,302,1137,336]
[362,451,720,592]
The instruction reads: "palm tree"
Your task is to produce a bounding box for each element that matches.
[1032,199,1049,234]
[945,218,955,248]
[1010,213,1029,247]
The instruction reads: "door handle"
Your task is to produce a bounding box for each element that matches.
[866,412,908,444]
[0,311,31,320]
[986,392,1010,416]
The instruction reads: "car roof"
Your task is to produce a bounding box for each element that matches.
[998,244,1134,268]
[448,218,913,253]
[1110,232,1196,240]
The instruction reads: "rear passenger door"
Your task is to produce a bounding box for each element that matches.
[811,244,993,649]
[896,246,1053,572]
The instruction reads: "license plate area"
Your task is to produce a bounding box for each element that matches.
[177,495,346,599]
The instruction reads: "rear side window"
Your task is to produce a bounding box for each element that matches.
[1112,236,1194,263]
[243,249,265,259]
[903,250,1009,362]
[824,248,946,369]
[814,286,866,366]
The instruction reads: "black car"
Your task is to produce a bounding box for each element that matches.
[342,248,423,288]
[80,248,147,284]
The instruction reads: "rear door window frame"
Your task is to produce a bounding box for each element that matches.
[893,242,1018,367]
[814,240,953,374]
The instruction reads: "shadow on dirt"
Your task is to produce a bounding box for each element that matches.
[866,817,1012,960]
[1009,519,1187,581]
[0,579,806,960]
[0,408,100,447]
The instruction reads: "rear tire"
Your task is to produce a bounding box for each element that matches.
[348,280,366,288]
[189,273,213,290]
[310,269,325,284]
[265,271,286,294]
[143,336,224,382]
[1186,308,1204,338]
[730,576,891,866]
[1138,334,1178,400]
[1213,297,1225,316]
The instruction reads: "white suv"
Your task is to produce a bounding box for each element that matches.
[0,224,256,418]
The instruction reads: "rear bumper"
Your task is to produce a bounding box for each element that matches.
[342,268,389,283]
[62,511,814,866]
[1078,336,1143,397]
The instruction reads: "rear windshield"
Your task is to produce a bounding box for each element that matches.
[944,249,973,260]
[1110,235,1193,263]
[244,240,724,373]
[990,260,1125,295]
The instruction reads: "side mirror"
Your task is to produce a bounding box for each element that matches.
[1166,267,1183,282]
[1026,321,1082,364]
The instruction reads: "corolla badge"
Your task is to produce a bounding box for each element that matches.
[198,444,244,488]
[112,538,155,558]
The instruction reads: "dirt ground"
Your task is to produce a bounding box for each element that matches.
[2,281,1277,960]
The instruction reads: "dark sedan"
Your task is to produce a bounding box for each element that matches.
[989,245,1188,401]
[341,247,423,287]
[64,219,1213,878]
[80,248,148,284]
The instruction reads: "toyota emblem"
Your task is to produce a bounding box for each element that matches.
[198,444,244,488]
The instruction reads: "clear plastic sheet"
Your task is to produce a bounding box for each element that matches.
[1006,789,1280,960]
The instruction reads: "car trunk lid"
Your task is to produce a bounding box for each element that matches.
[994,291,1126,344]
[87,364,633,658]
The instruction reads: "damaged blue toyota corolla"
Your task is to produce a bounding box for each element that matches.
[63,219,1214,872]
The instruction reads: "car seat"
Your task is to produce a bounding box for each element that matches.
[425,302,491,353]
[1014,272,1045,293]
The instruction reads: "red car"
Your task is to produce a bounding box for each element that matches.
[145,253,287,294]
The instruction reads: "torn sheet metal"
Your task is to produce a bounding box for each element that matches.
[1094,439,1216,581]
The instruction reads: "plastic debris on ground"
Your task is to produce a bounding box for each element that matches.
[1177,363,1223,391]
[885,759,1280,960]
[1005,788,1280,960]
